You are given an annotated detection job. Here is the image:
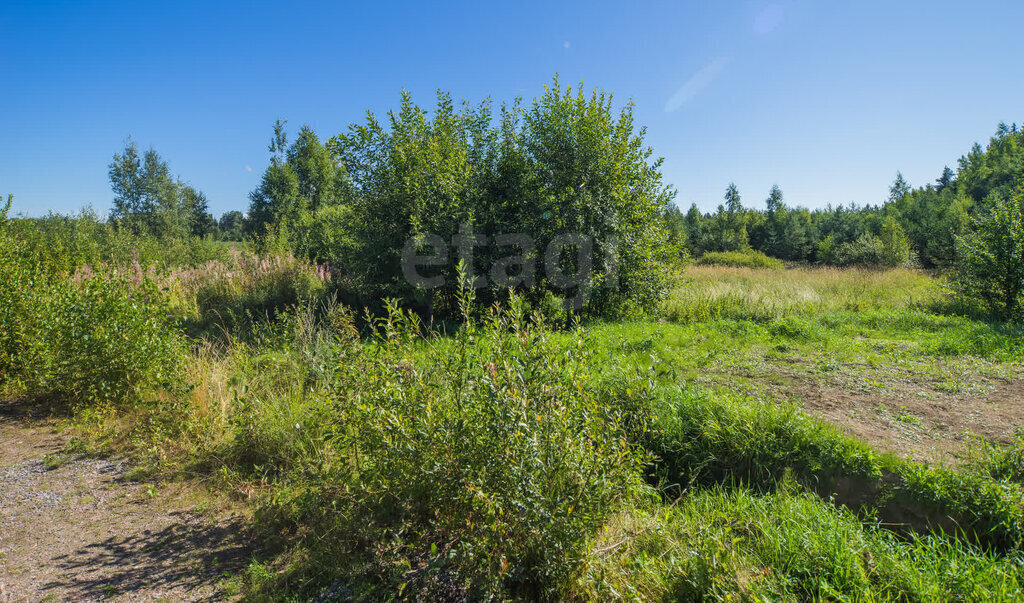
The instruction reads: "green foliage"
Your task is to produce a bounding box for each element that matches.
[682,123,1021,269]
[244,79,674,318]
[970,433,1024,485]
[34,272,187,404]
[649,384,880,491]
[661,203,690,262]
[958,123,1024,204]
[217,210,246,241]
[235,294,649,598]
[955,192,1024,321]
[1,193,11,223]
[586,488,1024,601]
[809,214,911,268]
[109,141,216,239]
[247,121,348,248]
[887,184,971,268]
[294,201,358,268]
[899,464,1024,551]
[13,113,1024,600]
[0,262,185,405]
[30,246,1024,599]
[880,215,913,267]
[752,185,817,261]
[697,249,784,269]
[1,211,233,275]
[177,252,332,337]
[818,232,886,267]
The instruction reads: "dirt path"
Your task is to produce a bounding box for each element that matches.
[0,400,251,602]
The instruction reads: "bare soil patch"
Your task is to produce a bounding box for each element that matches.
[780,368,1024,465]
[0,399,251,602]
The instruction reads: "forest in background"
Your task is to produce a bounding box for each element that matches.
[76,109,1024,276]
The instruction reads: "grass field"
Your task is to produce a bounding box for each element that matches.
[5,253,1024,600]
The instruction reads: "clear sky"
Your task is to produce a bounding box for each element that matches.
[3,0,1023,218]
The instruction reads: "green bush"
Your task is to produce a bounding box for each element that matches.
[697,250,784,269]
[816,224,916,269]
[248,294,649,599]
[42,272,187,404]
[1,271,186,405]
[955,192,1024,321]
[3,211,234,276]
[1,211,186,405]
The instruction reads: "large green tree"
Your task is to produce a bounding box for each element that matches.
[108,141,214,239]
[322,79,673,317]
[955,191,1024,321]
[247,120,347,250]
[218,210,246,241]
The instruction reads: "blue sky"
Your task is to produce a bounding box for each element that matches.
[3,0,1023,217]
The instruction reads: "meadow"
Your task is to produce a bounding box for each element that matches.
[3,212,1024,601]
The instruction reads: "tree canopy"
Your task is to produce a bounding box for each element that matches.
[108,141,215,239]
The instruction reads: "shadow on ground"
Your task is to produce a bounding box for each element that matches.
[0,394,75,421]
[0,395,256,601]
[39,512,252,600]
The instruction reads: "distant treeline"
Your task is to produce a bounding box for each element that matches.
[6,83,1023,317]
[669,122,1024,269]
[95,118,1022,276]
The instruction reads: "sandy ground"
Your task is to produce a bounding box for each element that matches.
[0,399,251,602]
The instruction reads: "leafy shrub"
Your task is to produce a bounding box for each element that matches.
[818,233,885,266]
[955,192,1024,321]
[3,211,236,278]
[880,215,914,267]
[1,269,185,405]
[1,206,186,405]
[0,195,28,382]
[43,272,187,404]
[296,204,358,268]
[252,293,650,598]
[697,250,784,269]
[817,225,917,269]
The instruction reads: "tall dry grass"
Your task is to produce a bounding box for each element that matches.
[663,265,944,323]
[157,250,332,335]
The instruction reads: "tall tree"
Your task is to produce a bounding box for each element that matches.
[955,191,1024,321]
[181,186,216,237]
[712,183,748,251]
[889,172,911,205]
[936,166,955,192]
[109,142,143,225]
[324,79,673,316]
[108,141,206,239]
[247,120,348,247]
[218,211,246,241]
[760,185,789,258]
[288,125,340,213]
[247,120,300,239]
